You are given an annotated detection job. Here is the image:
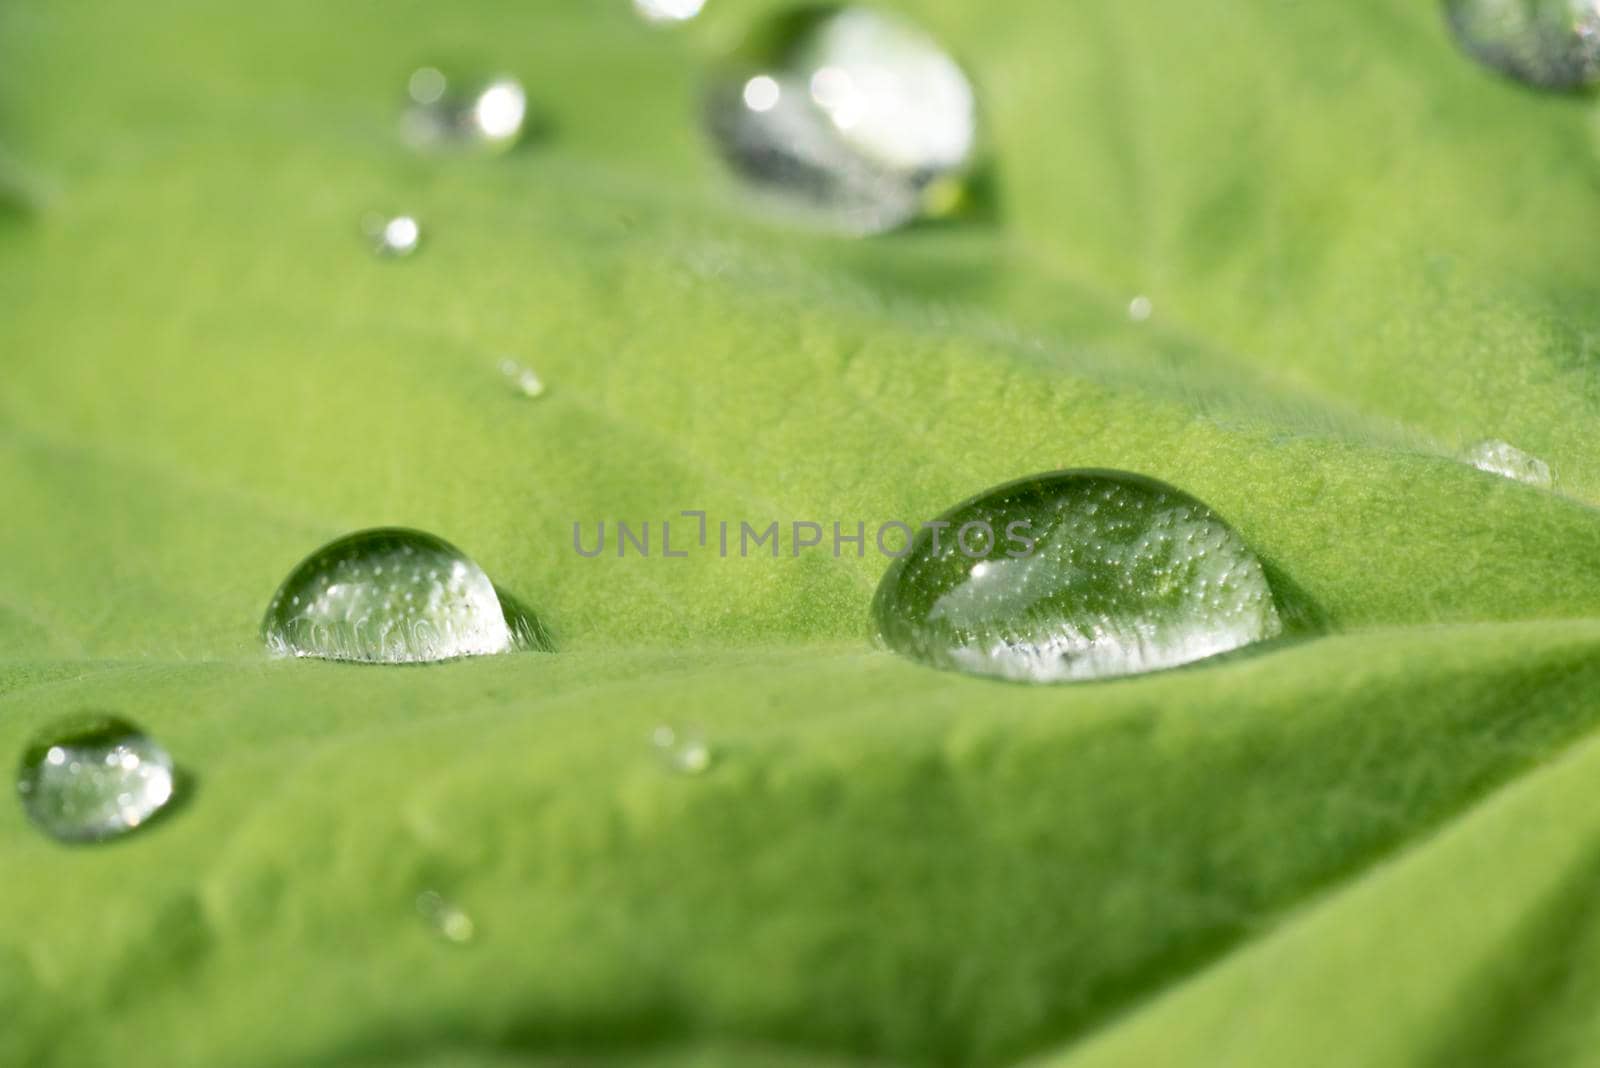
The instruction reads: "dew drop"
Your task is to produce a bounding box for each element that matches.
[17,715,178,843]
[415,890,476,944]
[1444,0,1600,89]
[1467,439,1554,487]
[872,471,1283,683]
[1128,295,1154,323]
[402,69,528,153]
[364,213,421,257]
[635,0,706,24]
[262,528,519,664]
[498,358,546,399]
[651,724,713,775]
[704,5,978,234]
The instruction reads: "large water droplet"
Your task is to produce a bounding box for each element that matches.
[1468,438,1554,487]
[1444,0,1600,89]
[262,528,517,664]
[872,471,1284,683]
[402,69,528,153]
[704,5,979,234]
[17,716,178,843]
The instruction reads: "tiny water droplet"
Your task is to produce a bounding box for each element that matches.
[1444,0,1600,89]
[402,69,528,153]
[872,471,1283,683]
[704,6,979,234]
[1128,295,1154,322]
[364,213,421,257]
[651,724,713,774]
[262,529,518,664]
[415,891,476,944]
[1467,439,1554,487]
[498,358,546,399]
[635,0,706,24]
[17,715,178,843]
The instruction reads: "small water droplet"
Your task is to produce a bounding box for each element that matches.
[497,358,546,399]
[415,891,476,944]
[364,213,421,257]
[635,0,706,24]
[1444,0,1600,88]
[704,6,979,234]
[1128,295,1153,322]
[651,724,713,774]
[262,529,518,664]
[17,715,178,843]
[402,69,528,153]
[872,471,1283,683]
[1467,439,1554,487]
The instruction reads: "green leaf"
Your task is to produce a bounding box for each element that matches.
[3,0,1599,1064]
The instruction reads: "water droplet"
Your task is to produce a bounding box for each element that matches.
[364,213,421,257]
[17,715,178,843]
[1467,439,1554,487]
[1128,295,1153,322]
[497,358,546,399]
[415,891,476,944]
[704,6,979,234]
[635,0,706,24]
[872,471,1283,683]
[262,528,517,664]
[651,724,713,774]
[402,69,528,153]
[1444,0,1600,89]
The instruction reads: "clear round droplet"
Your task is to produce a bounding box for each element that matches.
[1467,439,1554,487]
[635,0,706,24]
[415,890,476,944]
[364,213,421,257]
[402,69,528,153]
[17,715,178,843]
[1128,295,1154,323]
[872,470,1284,683]
[262,528,516,664]
[651,724,713,775]
[704,5,979,234]
[498,358,546,399]
[1444,0,1600,89]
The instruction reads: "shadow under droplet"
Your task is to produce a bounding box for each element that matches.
[496,586,555,652]
[1258,557,1331,638]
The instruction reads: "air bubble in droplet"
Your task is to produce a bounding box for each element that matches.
[872,470,1283,683]
[17,715,178,843]
[704,6,978,234]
